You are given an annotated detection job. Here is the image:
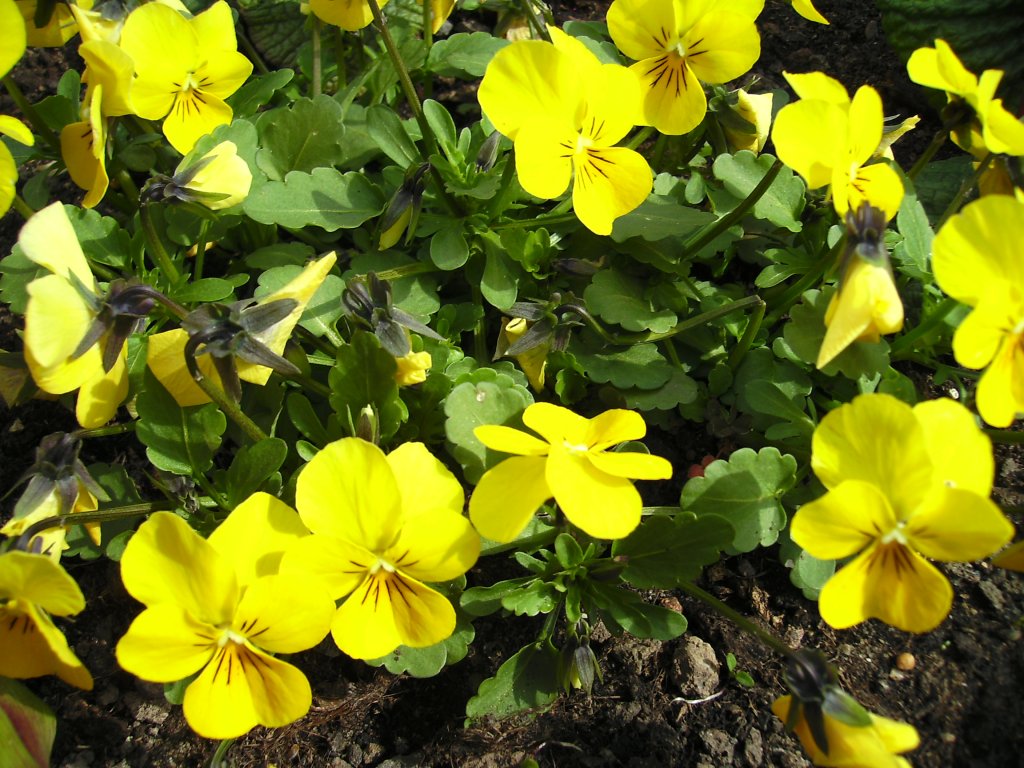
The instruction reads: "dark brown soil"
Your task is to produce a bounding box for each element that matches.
[4,1,1024,767]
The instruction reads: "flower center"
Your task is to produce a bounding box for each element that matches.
[216,627,247,648]
[369,558,397,576]
[880,521,909,546]
[574,133,594,154]
[563,440,590,455]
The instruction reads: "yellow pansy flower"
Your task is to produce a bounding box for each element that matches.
[606,0,763,135]
[155,140,253,210]
[116,495,334,739]
[281,438,480,660]
[0,550,93,689]
[772,696,918,767]
[61,85,109,209]
[1,0,32,219]
[469,403,672,542]
[16,0,82,46]
[477,28,652,235]
[722,88,774,154]
[119,0,253,153]
[772,72,904,220]
[932,195,1024,427]
[1,484,100,561]
[308,0,385,31]
[791,394,1013,633]
[20,203,129,428]
[394,350,431,386]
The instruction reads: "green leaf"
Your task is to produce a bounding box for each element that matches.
[171,278,237,304]
[554,533,585,569]
[255,95,346,180]
[254,265,346,337]
[349,252,440,317]
[572,342,673,390]
[286,393,331,446]
[613,512,733,588]
[893,189,933,282]
[135,372,226,476]
[0,677,56,768]
[329,332,407,441]
[754,247,817,289]
[912,155,972,222]
[610,195,714,242]
[0,249,44,315]
[228,68,295,118]
[423,99,459,160]
[481,245,519,310]
[621,368,699,411]
[680,447,797,553]
[367,104,421,167]
[244,167,385,231]
[779,527,835,601]
[63,463,142,561]
[430,224,470,270]
[236,0,307,67]
[444,374,533,484]
[66,205,132,270]
[224,438,288,507]
[502,579,560,616]
[585,581,687,640]
[461,577,534,617]
[426,32,510,78]
[368,600,475,678]
[712,151,805,232]
[465,643,560,722]
[584,268,677,333]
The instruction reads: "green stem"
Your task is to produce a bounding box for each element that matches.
[192,471,230,513]
[140,203,182,284]
[12,502,171,552]
[210,738,236,768]
[297,326,340,358]
[581,295,764,346]
[680,159,783,260]
[764,238,842,327]
[2,75,60,153]
[480,528,559,557]
[728,296,766,370]
[984,429,1024,445]
[115,167,139,202]
[72,422,136,439]
[907,129,947,180]
[421,0,434,99]
[236,28,270,75]
[677,580,793,658]
[936,152,994,230]
[311,18,323,98]
[491,213,578,231]
[625,126,655,151]
[194,374,269,443]
[889,296,960,357]
[283,368,331,398]
[12,193,35,220]
[194,220,211,282]
[374,261,439,280]
[365,0,462,216]
[520,0,551,41]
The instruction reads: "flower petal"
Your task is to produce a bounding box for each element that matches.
[308,0,382,31]
[145,328,219,406]
[631,56,707,136]
[296,437,403,550]
[907,487,1012,562]
[975,333,1024,428]
[115,603,215,682]
[0,550,83,616]
[386,441,464,518]
[207,492,310,586]
[790,480,895,560]
[585,408,648,449]
[24,274,102,394]
[120,511,239,623]
[772,99,847,190]
[0,0,26,79]
[75,344,127,428]
[119,2,194,119]
[817,257,903,369]
[913,397,993,496]
[685,9,760,85]
[473,424,550,456]
[387,509,479,583]
[232,574,334,654]
[162,91,234,155]
[469,455,551,543]
[280,534,373,600]
[523,401,587,445]
[573,145,652,236]
[513,121,575,201]
[819,542,952,632]
[18,202,94,289]
[547,442,642,539]
[586,450,672,480]
[0,603,92,689]
[783,71,849,105]
[907,40,975,97]
[606,0,678,62]
[183,641,312,739]
[950,299,1008,371]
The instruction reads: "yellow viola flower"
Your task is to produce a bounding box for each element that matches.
[116,495,335,739]
[281,438,480,660]
[607,0,763,136]
[772,696,918,767]
[0,550,93,689]
[772,73,904,220]
[791,393,1013,633]
[61,85,109,209]
[146,140,253,210]
[1,0,32,219]
[119,1,253,153]
[147,251,336,406]
[907,39,1024,157]
[16,0,82,46]
[1,0,25,76]
[308,0,386,31]
[722,88,774,154]
[932,195,1024,427]
[469,403,672,542]
[497,317,548,392]
[790,0,827,24]
[477,29,652,235]
[1,484,100,561]
[20,203,129,428]
[394,350,431,386]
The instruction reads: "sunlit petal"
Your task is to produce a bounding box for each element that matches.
[474,424,550,456]
[145,328,217,406]
[586,450,672,480]
[514,121,575,200]
[772,100,847,190]
[572,145,652,236]
[0,0,26,78]
[585,408,647,449]
[783,71,849,105]
[386,441,464,517]
[387,509,479,583]
[75,344,127,428]
[308,0,385,32]
[24,274,101,394]
[523,402,587,445]
[907,487,1012,562]
[685,10,760,85]
[974,336,1024,428]
[547,442,641,539]
[791,480,895,560]
[632,56,706,135]
[115,603,216,682]
[18,202,95,289]
[162,91,234,155]
[207,492,310,585]
[0,603,93,689]
[279,534,374,600]
[913,397,994,496]
[606,0,678,62]
[469,455,551,543]
[232,574,334,654]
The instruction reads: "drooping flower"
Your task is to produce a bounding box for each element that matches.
[0,550,93,689]
[816,203,903,369]
[307,0,387,31]
[147,251,336,406]
[772,72,904,220]
[791,393,1013,633]
[20,203,135,428]
[721,88,774,154]
[932,194,1024,427]
[116,494,334,739]
[394,350,431,386]
[477,28,652,235]
[907,39,1024,158]
[119,1,253,153]
[469,403,672,542]
[16,0,81,46]
[606,0,763,135]
[61,85,109,209]
[1,0,32,218]
[497,317,548,392]
[772,695,918,767]
[281,438,480,660]
[144,140,253,210]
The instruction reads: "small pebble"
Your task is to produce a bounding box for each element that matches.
[896,652,916,671]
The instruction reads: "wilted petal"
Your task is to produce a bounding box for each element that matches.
[469,455,551,543]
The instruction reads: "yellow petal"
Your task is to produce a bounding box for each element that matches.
[308,0,387,31]
[907,40,976,97]
[782,71,849,106]
[296,437,403,550]
[631,56,707,136]
[772,99,847,190]
[0,550,84,615]
[974,334,1024,428]
[819,542,952,632]
[817,257,903,369]
[0,0,26,78]
[232,574,334,654]
[791,0,828,23]
[513,121,575,200]
[190,0,238,52]
[145,328,216,407]
[79,40,135,117]
[582,62,643,145]
[0,602,92,689]
[572,145,652,236]
[280,534,373,600]
[907,487,1012,562]
[207,492,310,586]
[120,511,239,623]
[60,112,109,210]
[913,397,994,496]
[0,113,33,146]
[386,509,479,583]
[179,140,252,210]
[469,455,551,543]
[685,9,761,86]
[386,441,464,517]
[18,202,95,289]
[474,424,550,456]
[586,450,672,480]
[836,161,904,222]
[585,408,648,449]
[523,401,587,446]
[790,480,895,560]
[163,91,235,155]
[75,345,127,428]
[993,540,1024,572]
[606,0,675,61]
[115,603,216,682]
[982,98,1024,156]
[119,2,195,119]
[24,274,102,394]
[546,442,642,539]
[394,350,431,386]
[183,641,312,739]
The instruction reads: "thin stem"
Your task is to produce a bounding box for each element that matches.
[985,429,1024,445]
[580,295,764,346]
[210,738,236,768]
[12,193,35,220]
[373,261,439,280]
[140,203,182,284]
[728,296,766,370]
[192,471,230,513]
[311,18,323,98]
[72,422,136,439]
[334,27,347,87]
[677,580,794,658]
[935,152,994,230]
[283,368,331,398]
[115,167,139,202]
[889,296,960,357]
[680,158,783,260]
[491,213,578,231]
[481,528,559,557]
[193,374,269,443]
[764,238,842,327]
[194,220,211,282]
[365,0,462,216]
[2,75,60,153]
[520,0,551,41]
[13,503,171,551]
[625,126,655,151]
[907,129,947,180]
